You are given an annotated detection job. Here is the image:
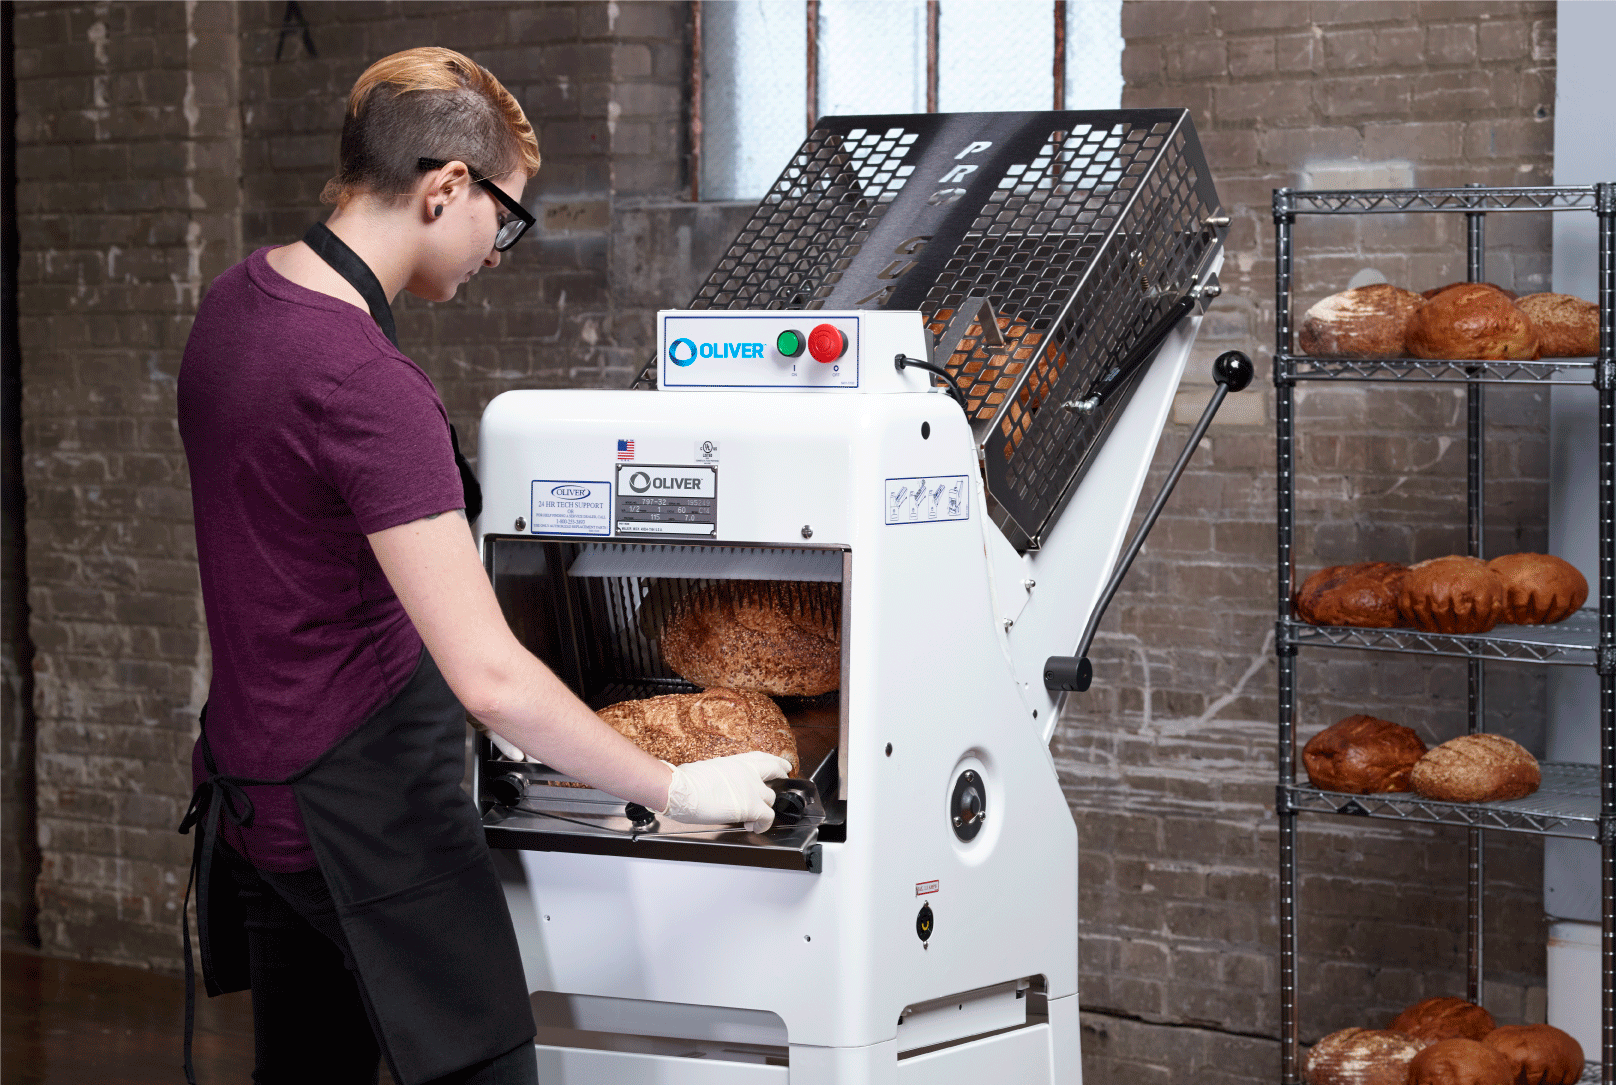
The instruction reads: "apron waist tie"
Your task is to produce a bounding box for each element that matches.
[177,713,287,1085]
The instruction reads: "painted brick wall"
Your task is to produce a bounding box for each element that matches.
[11,0,751,967]
[1060,4,1558,1083]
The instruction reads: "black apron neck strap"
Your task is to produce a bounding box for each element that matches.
[303,222,397,348]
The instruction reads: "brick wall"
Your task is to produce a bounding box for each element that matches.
[1059,3,1558,1083]
[11,0,750,966]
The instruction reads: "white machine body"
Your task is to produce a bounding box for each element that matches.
[477,306,1201,1082]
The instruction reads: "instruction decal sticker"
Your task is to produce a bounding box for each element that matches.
[885,476,969,525]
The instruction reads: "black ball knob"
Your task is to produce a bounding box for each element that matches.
[487,772,526,808]
[624,802,656,826]
[771,789,807,827]
[1213,350,1254,392]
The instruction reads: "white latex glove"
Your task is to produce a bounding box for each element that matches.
[470,717,529,762]
[659,752,794,833]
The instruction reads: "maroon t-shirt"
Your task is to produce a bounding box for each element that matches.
[178,246,465,871]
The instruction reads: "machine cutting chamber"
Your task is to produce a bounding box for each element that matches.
[477,539,850,871]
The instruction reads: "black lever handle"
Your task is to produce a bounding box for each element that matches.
[1045,350,1254,692]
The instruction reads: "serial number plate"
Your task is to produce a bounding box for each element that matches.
[615,464,717,536]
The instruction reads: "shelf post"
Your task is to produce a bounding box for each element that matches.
[1274,187,1303,1085]
[1596,180,1615,1085]
[1463,183,1488,1007]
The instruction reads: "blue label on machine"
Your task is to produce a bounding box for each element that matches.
[885,476,970,525]
[530,480,611,535]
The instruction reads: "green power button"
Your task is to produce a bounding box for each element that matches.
[777,329,805,358]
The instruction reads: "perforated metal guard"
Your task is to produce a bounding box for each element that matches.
[639,110,1225,550]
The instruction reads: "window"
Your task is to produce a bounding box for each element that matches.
[694,0,1124,201]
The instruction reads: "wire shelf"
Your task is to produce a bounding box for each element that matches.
[1278,352,1597,385]
[1276,185,1600,215]
[1286,763,1607,841]
[1282,609,1601,665]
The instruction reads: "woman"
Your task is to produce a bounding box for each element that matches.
[176,48,787,1085]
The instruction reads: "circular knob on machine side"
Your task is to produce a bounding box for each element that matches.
[950,769,986,842]
[487,772,527,808]
[808,323,848,364]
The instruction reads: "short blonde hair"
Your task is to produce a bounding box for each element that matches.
[322,47,540,206]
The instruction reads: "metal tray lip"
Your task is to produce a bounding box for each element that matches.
[1284,762,1605,841]
[1280,610,1599,665]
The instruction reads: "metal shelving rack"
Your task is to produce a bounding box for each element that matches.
[1273,182,1616,1085]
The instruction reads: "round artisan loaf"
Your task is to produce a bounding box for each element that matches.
[1303,715,1429,794]
[1423,282,1520,301]
[1296,562,1409,628]
[1516,293,1599,358]
[1409,1038,1516,1085]
[1398,556,1506,634]
[1390,998,1497,1043]
[659,581,840,696]
[1304,1028,1428,1085]
[1487,553,1588,625]
[1298,284,1427,358]
[597,688,799,775]
[1410,735,1540,804]
[1482,1024,1584,1085]
[1406,283,1538,361]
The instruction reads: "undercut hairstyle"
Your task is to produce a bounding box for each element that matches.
[322,47,541,207]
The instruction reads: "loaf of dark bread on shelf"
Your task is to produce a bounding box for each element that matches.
[1409,735,1540,804]
[1398,556,1506,634]
[597,688,800,775]
[1304,1028,1429,1085]
[1516,293,1599,359]
[1423,282,1520,301]
[1296,562,1408,628]
[659,581,840,697]
[1487,553,1588,625]
[1298,285,1427,358]
[1406,283,1539,361]
[1303,715,1428,794]
[1409,1038,1517,1085]
[1389,997,1497,1043]
[1482,1024,1584,1085]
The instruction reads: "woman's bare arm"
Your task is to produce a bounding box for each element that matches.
[367,509,674,811]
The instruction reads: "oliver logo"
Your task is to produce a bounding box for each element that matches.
[550,484,591,500]
[628,472,652,493]
[667,337,698,366]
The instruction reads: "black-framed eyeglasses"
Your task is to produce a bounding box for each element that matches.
[418,157,534,251]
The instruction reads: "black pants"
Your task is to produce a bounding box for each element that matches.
[218,842,538,1085]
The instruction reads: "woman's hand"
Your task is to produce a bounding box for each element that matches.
[661,752,794,833]
[367,509,674,812]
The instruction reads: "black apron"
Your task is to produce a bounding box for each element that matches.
[177,227,527,1084]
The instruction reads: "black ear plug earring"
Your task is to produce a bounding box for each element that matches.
[433,205,443,217]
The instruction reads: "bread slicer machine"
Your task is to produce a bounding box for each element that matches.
[473,110,1250,1084]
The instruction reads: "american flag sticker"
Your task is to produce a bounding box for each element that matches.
[616,439,635,461]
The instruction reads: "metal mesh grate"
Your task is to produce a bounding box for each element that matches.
[646,110,1224,550]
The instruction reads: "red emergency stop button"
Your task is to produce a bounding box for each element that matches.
[808,323,848,363]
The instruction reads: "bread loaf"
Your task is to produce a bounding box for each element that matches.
[1296,562,1409,628]
[660,581,840,697]
[1390,997,1498,1042]
[597,688,799,774]
[1299,285,1427,358]
[1487,553,1588,625]
[1517,293,1599,358]
[1305,1028,1428,1085]
[1406,283,1539,361]
[1409,1038,1517,1085]
[1410,734,1540,804]
[1482,1024,1584,1085]
[1303,715,1428,794]
[1398,556,1505,634]
[1423,282,1520,301]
